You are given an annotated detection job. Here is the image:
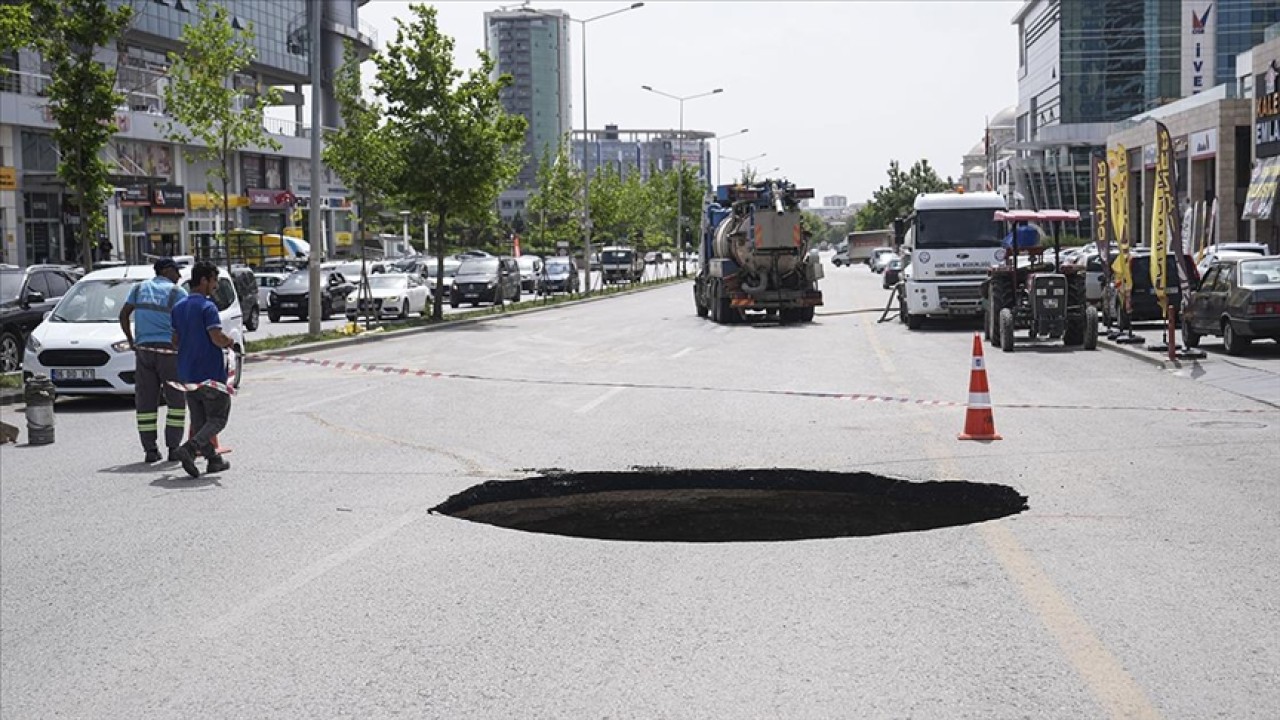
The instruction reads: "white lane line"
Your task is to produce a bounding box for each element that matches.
[475,347,520,362]
[670,347,695,359]
[575,386,627,414]
[286,386,375,413]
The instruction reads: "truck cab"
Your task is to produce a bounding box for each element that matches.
[600,246,644,284]
[899,192,1006,328]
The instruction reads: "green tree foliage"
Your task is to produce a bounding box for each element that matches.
[0,3,34,53]
[324,41,401,269]
[525,144,581,256]
[642,165,703,252]
[800,211,828,245]
[375,4,526,319]
[855,159,952,231]
[162,0,282,270]
[27,0,132,271]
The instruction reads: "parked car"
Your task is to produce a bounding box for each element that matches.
[450,256,520,307]
[516,255,544,294]
[867,246,894,268]
[22,264,245,395]
[230,266,260,332]
[422,257,462,298]
[345,273,430,320]
[1105,251,1197,324]
[539,256,580,295]
[255,272,288,310]
[882,257,904,289]
[831,243,852,267]
[1184,256,1280,354]
[1195,244,1268,278]
[1,264,79,372]
[333,260,391,282]
[267,270,354,322]
[869,250,899,274]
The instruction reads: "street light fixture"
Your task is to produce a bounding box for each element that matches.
[641,84,724,277]
[715,128,748,185]
[524,2,645,296]
[398,210,410,253]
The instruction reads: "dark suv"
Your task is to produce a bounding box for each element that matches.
[1,265,80,372]
[450,256,520,307]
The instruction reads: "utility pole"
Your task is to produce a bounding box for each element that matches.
[307,1,323,335]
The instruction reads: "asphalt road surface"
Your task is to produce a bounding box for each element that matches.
[3,255,1278,718]
[249,265,678,340]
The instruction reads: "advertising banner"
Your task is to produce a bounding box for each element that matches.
[1241,157,1280,220]
[1109,146,1132,308]
[1091,153,1112,282]
[1150,123,1174,314]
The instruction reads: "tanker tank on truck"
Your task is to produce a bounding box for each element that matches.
[693,179,824,324]
[896,191,1007,329]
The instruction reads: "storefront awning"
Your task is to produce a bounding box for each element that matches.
[1242,156,1280,221]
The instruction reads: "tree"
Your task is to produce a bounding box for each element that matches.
[525,144,580,256]
[162,0,282,271]
[26,0,132,271]
[324,40,400,315]
[375,4,526,320]
[0,3,34,53]
[855,159,952,231]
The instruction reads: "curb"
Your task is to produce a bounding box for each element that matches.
[0,389,21,407]
[1097,337,1177,370]
[253,276,692,360]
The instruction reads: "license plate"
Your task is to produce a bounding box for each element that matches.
[281,302,298,308]
[1043,298,1059,308]
[464,293,478,298]
[52,369,95,381]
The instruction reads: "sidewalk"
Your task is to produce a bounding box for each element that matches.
[1098,320,1280,409]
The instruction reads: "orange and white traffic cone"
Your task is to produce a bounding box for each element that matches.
[958,332,1002,442]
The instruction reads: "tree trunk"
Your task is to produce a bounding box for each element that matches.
[77,185,94,273]
[432,209,446,321]
[222,173,232,273]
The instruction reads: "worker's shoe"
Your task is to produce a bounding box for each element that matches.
[205,455,231,474]
[173,445,200,478]
[144,449,162,464]
[166,447,181,463]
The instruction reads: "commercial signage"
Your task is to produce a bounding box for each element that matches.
[1242,157,1280,220]
[1189,129,1217,159]
[0,166,16,191]
[1180,0,1216,96]
[149,185,186,215]
[119,185,150,208]
[247,188,295,209]
[189,192,250,210]
[1257,61,1280,159]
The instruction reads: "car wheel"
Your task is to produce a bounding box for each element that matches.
[245,305,260,332]
[1223,321,1251,356]
[450,299,459,309]
[0,331,22,372]
[398,301,409,320]
[231,345,243,389]
[320,299,332,321]
[268,309,281,323]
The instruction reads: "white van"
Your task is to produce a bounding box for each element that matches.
[23,265,245,395]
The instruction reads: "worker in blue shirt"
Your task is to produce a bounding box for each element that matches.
[170,262,235,478]
[118,257,187,463]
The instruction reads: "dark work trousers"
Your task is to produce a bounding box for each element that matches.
[185,386,231,460]
[135,345,186,452]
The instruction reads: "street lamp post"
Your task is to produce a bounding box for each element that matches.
[399,210,410,254]
[720,152,766,184]
[641,84,723,277]
[524,3,644,296]
[715,128,748,186]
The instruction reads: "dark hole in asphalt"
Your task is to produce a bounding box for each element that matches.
[431,469,1028,543]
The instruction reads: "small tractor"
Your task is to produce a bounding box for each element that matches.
[982,209,1099,352]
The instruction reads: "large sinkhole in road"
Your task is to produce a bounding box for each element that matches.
[431,469,1028,543]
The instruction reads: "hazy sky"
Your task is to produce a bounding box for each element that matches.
[356,1,1023,204]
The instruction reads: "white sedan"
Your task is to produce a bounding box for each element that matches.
[23,265,245,395]
[345,273,430,320]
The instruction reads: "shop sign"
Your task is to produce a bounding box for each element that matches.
[0,166,16,191]
[189,192,250,210]
[119,185,151,207]
[1257,63,1280,159]
[146,216,181,234]
[247,188,296,209]
[149,185,186,215]
[1189,129,1217,159]
[1181,1,1216,96]
[1242,156,1280,220]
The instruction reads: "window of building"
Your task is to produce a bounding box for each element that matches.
[21,132,58,173]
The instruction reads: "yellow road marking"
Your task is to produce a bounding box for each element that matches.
[858,315,1163,719]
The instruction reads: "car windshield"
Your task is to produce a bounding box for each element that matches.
[0,271,22,300]
[424,260,462,277]
[49,279,137,323]
[1239,259,1280,287]
[258,275,283,288]
[602,251,632,262]
[545,259,572,273]
[915,209,1002,249]
[278,272,311,291]
[369,275,408,290]
[458,258,499,274]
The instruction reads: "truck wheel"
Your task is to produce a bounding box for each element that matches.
[695,292,709,318]
[999,308,1015,352]
[1083,306,1099,350]
[905,312,923,330]
[797,306,815,323]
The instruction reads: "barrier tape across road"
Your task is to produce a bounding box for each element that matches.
[244,353,1277,416]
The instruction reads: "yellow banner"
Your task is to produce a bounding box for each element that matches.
[0,166,16,191]
[1149,126,1173,313]
[1109,146,1132,300]
[188,192,250,211]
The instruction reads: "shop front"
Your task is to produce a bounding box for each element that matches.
[187,191,248,260]
[245,187,295,235]
[1245,51,1280,250]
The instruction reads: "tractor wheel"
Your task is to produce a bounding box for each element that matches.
[695,298,709,318]
[999,307,1016,353]
[1083,306,1099,350]
[1183,321,1201,348]
[987,274,1013,345]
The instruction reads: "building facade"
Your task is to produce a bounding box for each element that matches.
[0,0,374,266]
[1241,28,1280,249]
[570,125,712,186]
[485,7,571,221]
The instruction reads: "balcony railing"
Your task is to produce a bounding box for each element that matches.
[0,69,52,96]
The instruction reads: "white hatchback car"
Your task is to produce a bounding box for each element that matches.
[23,265,245,395]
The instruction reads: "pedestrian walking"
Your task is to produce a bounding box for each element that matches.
[170,261,235,478]
[118,257,187,463]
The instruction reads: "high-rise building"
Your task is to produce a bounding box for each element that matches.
[1008,0,1280,236]
[0,0,374,266]
[569,126,712,185]
[485,7,572,221]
